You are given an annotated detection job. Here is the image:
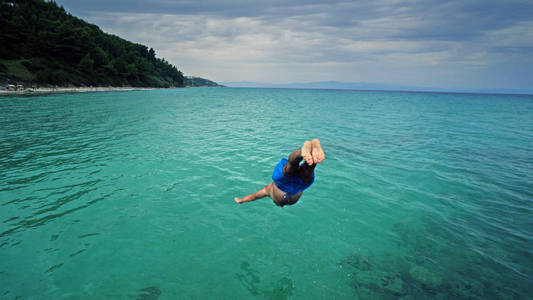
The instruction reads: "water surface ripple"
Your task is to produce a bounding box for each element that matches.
[1,88,532,299]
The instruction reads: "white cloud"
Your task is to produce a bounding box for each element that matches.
[82,1,533,89]
[484,20,533,49]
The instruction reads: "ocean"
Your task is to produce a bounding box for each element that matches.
[1,88,532,299]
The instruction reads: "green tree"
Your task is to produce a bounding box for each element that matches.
[0,0,185,87]
[92,46,108,67]
[78,53,94,73]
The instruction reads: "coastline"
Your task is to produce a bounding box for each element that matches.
[0,86,154,97]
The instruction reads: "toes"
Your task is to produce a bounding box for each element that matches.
[301,141,313,165]
[310,139,325,164]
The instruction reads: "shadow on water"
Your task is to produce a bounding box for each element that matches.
[338,217,529,299]
[0,191,113,239]
[135,286,161,300]
[235,261,294,300]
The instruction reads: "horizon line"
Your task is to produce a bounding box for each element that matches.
[219,80,533,96]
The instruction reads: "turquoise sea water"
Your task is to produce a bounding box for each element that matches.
[1,88,532,299]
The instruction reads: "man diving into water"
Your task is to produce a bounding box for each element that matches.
[234,139,325,207]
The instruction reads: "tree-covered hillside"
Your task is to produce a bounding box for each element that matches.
[184,77,224,87]
[0,0,184,87]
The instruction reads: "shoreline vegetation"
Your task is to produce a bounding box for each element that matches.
[1,0,183,88]
[0,86,154,97]
[0,0,219,89]
[0,84,224,97]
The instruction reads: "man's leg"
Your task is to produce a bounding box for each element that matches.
[300,139,324,182]
[311,139,325,164]
[284,140,313,176]
[283,149,302,176]
[234,182,273,204]
[299,162,316,183]
[301,140,314,166]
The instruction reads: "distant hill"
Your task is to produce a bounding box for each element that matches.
[0,0,183,87]
[222,81,533,95]
[222,81,430,91]
[184,77,224,87]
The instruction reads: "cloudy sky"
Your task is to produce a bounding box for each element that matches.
[56,0,533,90]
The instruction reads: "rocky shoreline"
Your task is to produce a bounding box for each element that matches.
[0,87,154,96]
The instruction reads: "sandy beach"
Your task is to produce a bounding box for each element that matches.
[0,86,153,96]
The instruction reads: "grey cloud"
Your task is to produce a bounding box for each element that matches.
[58,0,533,43]
[55,0,533,89]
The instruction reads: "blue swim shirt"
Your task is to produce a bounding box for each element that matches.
[272,158,314,195]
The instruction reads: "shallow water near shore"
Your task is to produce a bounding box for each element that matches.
[1,88,532,299]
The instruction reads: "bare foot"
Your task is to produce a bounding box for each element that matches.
[311,139,325,164]
[301,141,313,165]
[234,197,242,204]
